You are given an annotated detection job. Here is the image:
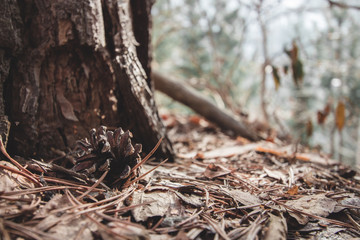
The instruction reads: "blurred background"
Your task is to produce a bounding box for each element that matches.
[151,0,360,166]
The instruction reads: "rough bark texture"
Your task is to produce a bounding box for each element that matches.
[130,0,154,87]
[153,71,261,141]
[0,0,173,159]
[0,0,22,147]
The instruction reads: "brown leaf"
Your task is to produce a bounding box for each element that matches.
[292,59,304,86]
[194,152,205,160]
[189,115,202,125]
[290,41,298,62]
[301,171,316,187]
[33,216,94,240]
[285,41,304,86]
[287,193,337,225]
[175,230,190,240]
[317,103,331,125]
[334,194,360,216]
[175,191,204,208]
[335,100,345,131]
[306,119,313,137]
[287,185,299,196]
[0,161,35,194]
[226,189,262,206]
[264,167,287,183]
[263,212,287,240]
[204,163,232,179]
[271,65,281,90]
[100,221,148,240]
[131,191,175,222]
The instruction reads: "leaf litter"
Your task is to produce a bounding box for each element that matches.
[0,113,360,239]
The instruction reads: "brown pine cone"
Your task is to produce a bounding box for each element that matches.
[73,126,142,187]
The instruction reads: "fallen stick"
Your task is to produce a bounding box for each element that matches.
[152,71,261,141]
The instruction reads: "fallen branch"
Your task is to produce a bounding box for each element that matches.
[152,71,261,141]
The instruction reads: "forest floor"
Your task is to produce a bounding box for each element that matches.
[1,112,360,240]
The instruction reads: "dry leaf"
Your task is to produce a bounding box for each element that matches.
[194,152,205,160]
[35,195,75,231]
[287,185,299,196]
[287,194,337,225]
[189,115,201,125]
[175,192,204,208]
[335,100,345,131]
[131,191,175,222]
[0,161,35,196]
[306,119,313,137]
[46,215,97,240]
[317,103,331,125]
[334,194,360,215]
[204,163,232,179]
[226,189,262,206]
[301,171,317,187]
[175,230,189,240]
[263,212,287,240]
[100,221,149,240]
[272,65,281,90]
[290,41,298,62]
[264,167,287,183]
[179,143,259,159]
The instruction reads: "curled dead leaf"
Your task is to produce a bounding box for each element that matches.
[287,185,299,196]
[335,101,345,131]
[271,65,281,90]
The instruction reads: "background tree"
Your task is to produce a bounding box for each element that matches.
[0,0,173,159]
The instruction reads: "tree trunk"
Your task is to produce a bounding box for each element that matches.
[0,0,173,159]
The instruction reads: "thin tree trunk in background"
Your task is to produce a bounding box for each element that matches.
[330,125,336,156]
[356,116,360,167]
[257,2,270,123]
[0,0,173,159]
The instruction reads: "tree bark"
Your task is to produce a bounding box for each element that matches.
[152,71,261,141]
[0,0,173,159]
[0,0,22,147]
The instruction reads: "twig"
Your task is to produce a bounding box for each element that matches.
[273,199,356,229]
[77,170,109,200]
[4,220,57,240]
[328,0,360,10]
[124,158,169,188]
[0,137,41,186]
[255,146,310,162]
[0,163,41,187]
[201,213,230,240]
[132,137,163,172]
[175,209,204,228]
[346,212,360,231]
[117,138,164,187]
[214,204,263,214]
[104,201,156,214]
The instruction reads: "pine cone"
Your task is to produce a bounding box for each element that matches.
[73,126,142,186]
